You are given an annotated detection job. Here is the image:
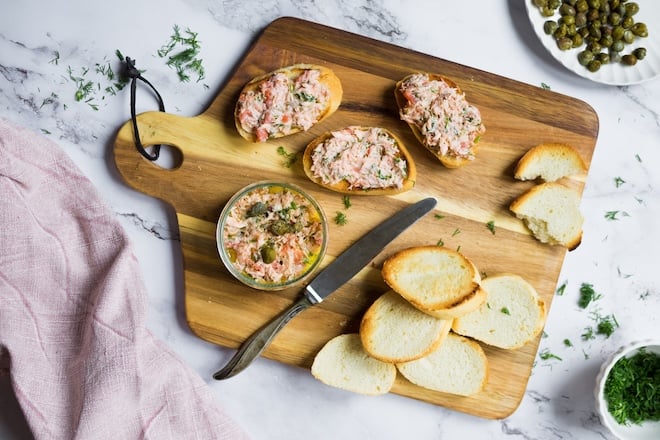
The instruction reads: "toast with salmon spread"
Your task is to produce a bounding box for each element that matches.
[235,64,343,142]
[395,72,485,168]
[303,126,416,195]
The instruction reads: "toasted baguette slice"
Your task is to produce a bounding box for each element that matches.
[514,143,587,182]
[311,334,396,396]
[235,64,342,142]
[452,274,547,350]
[396,332,488,396]
[382,246,485,319]
[302,126,416,195]
[395,72,485,168]
[360,290,452,363]
[509,182,584,250]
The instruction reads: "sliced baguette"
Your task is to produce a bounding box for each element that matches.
[514,143,587,182]
[452,274,546,350]
[360,290,452,363]
[396,332,488,396]
[311,333,396,396]
[302,126,416,195]
[509,182,584,250]
[235,64,342,142]
[395,72,485,168]
[382,246,485,319]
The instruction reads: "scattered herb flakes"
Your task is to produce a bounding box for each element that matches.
[614,176,626,188]
[617,267,633,279]
[539,349,562,361]
[486,302,492,309]
[500,307,510,315]
[578,283,601,309]
[605,210,630,221]
[596,314,619,338]
[541,82,551,90]
[436,239,445,246]
[556,281,567,296]
[635,153,642,163]
[40,128,51,135]
[342,195,351,209]
[49,50,60,65]
[563,338,573,347]
[334,211,347,226]
[456,245,461,253]
[486,220,496,235]
[582,326,595,341]
[434,214,445,220]
[451,228,461,237]
[157,24,206,82]
[604,348,660,425]
[276,146,298,168]
[639,290,650,300]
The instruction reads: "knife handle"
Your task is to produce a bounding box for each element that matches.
[213,295,313,380]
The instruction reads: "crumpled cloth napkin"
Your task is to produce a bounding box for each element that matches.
[0,118,249,440]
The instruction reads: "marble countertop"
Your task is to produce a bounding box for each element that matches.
[1,1,659,439]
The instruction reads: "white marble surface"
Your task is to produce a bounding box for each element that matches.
[1,1,659,439]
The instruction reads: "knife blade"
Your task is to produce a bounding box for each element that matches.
[213,197,437,380]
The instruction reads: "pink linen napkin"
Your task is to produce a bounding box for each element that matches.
[0,118,249,440]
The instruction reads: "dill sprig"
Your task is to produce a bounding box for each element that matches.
[157,25,206,82]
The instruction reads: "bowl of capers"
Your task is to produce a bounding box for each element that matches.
[217,181,328,290]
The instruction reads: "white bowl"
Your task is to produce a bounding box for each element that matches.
[595,340,660,439]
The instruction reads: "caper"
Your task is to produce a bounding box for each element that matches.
[633,47,647,60]
[610,0,620,10]
[624,2,639,16]
[600,34,614,48]
[549,0,561,8]
[623,29,634,43]
[631,22,648,37]
[599,2,610,14]
[576,0,589,12]
[578,49,595,65]
[621,15,634,29]
[587,9,600,22]
[564,0,578,5]
[544,20,559,35]
[597,52,611,64]
[587,41,602,53]
[612,25,625,40]
[269,220,291,236]
[589,25,602,39]
[260,244,277,264]
[610,39,624,52]
[588,0,600,9]
[572,33,584,47]
[621,54,637,65]
[587,59,602,72]
[575,11,588,26]
[560,3,576,15]
[557,37,574,50]
[559,15,576,26]
[609,12,622,26]
[542,6,556,16]
[247,202,268,217]
[533,0,548,7]
[554,23,569,38]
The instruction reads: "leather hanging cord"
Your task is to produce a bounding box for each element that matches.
[125,57,165,161]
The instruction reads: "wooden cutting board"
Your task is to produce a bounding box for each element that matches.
[113,17,599,419]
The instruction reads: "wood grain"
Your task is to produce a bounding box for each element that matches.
[113,17,599,419]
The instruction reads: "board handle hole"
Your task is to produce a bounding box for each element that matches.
[147,143,183,170]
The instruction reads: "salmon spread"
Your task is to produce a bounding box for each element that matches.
[309,127,408,190]
[398,73,485,160]
[221,184,325,286]
[236,69,330,142]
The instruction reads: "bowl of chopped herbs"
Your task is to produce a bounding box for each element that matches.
[595,340,660,439]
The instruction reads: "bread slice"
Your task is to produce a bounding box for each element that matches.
[303,126,416,195]
[235,64,342,142]
[311,333,396,396]
[395,72,485,168]
[360,290,452,363]
[509,182,584,250]
[452,274,546,350]
[381,246,485,319]
[514,143,587,182]
[396,332,488,396]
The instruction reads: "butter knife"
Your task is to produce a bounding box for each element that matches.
[213,197,437,380]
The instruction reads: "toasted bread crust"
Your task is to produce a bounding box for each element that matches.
[382,246,484,315]
[234,64,343,142]
[509,182,583,250]
[302,126,417,195]
[394,73,483,169]
[514,143,587,182]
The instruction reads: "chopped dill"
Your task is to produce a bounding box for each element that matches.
[157,24,206,82]
[500,307,510,315]
[486,220,496,234]
[539,349,562,361]
[334,211,347,226]
[276,146,298,168]
[342,195,351,209]
[578,283,601,308]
